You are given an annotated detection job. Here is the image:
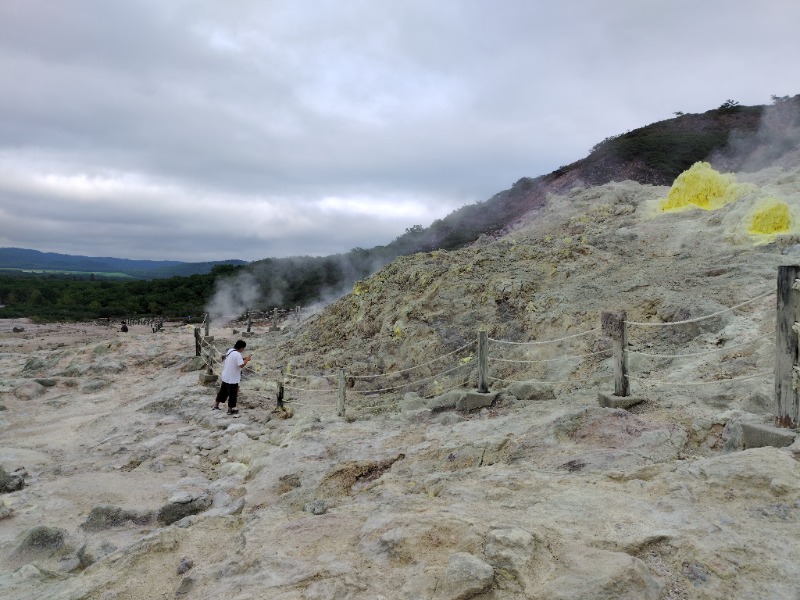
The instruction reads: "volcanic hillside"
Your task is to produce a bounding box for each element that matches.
[274,165,795,402]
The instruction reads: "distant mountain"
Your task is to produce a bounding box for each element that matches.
[0,247,247,279]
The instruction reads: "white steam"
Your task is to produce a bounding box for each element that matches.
[206,271,263,326]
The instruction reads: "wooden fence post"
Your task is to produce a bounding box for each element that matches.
[775,265,800,427]
[337,368,346,417]
[247,313,252,333]
[477,331,489,393]
[277,368,285,409]
[203,337,215,375]
[194,327,201,357]
[601,311,629,397]
[198,336,219,384]
[204,314,210,337]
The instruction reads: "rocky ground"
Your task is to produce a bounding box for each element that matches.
[2,161,800,599]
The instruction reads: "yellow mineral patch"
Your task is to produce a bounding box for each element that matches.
[748,198,792,240]
[659,162,742,212]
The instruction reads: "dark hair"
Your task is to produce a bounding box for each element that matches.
[234,340,247,350]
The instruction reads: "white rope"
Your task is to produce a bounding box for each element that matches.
[626,370,773,387]
[491,348,612,364]
[423,381,469,400]
[629,330,775,359]
[349,341,475,379]
[624,290,774,327]
[283,371,313,380]
[489,374,611,385]
[488,327,601,346]
[363,362,472,394]
[283,384,337,394]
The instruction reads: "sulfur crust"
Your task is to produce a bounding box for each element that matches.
[659,161,742,212]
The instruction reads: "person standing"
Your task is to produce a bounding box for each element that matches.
[213,340,251,415]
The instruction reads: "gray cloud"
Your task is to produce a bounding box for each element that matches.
[0,0,798,261]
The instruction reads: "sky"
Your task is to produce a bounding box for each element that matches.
[0,0,798,263]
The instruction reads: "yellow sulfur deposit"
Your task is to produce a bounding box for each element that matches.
[659,162,742,212]
[748,198,791,238]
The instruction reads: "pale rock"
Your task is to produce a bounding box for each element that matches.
[691,447,800,491]
[168,491,196,504]
[507,381,556,401]
[400,395,427,412]
[89,360,126,374]
[225,423,249,435]
[531,544,663,600]
[428,390,466,411]
[13,381,47,400]
[435,552,494,600]
[483,525,538,592]
[227,440,270,464]
[193,436,218,450]
[218,462,249,478]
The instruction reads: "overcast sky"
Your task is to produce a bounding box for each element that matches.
[0,0,797,262]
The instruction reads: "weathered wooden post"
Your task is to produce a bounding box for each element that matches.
[247,312,252,333]
[276,368,285,409]
[477,331,489,393]
[601,311,629,397]
[199,336,219,384]
[204,338,214,375]
[775,265,800,427]
[204,314,210,337]
[194,327,201,357]
[337,368,346,417]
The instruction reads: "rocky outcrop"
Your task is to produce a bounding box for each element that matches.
[0,466,25,493]
[156,492,212,526]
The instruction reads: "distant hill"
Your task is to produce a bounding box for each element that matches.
[0,247,247,279]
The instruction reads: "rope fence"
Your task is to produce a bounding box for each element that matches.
[193,267,800,427]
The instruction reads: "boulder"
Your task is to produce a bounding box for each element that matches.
[10,526,69,562]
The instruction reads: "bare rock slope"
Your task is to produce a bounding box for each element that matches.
[2,162,800,599]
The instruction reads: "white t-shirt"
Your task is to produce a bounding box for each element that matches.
[221,349,245,384]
